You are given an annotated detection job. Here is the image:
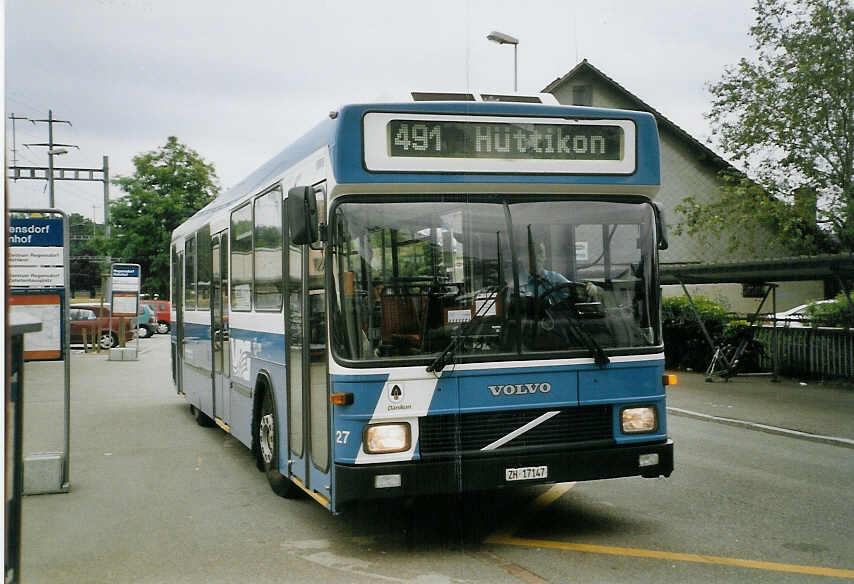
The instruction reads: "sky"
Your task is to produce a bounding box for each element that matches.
[5,0,757,222]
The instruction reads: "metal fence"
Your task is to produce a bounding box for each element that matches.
[754,326,854,379]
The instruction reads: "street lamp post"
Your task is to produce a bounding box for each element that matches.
[487,30,519,92]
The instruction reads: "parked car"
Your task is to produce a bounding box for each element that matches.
[69,305,135,349]
[770,300,834,327]
[137,304,157,339]
[142,299,171,334]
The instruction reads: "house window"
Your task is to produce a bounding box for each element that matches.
[572,85,592,106]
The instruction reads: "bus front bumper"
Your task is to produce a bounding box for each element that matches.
[334,439,673,507]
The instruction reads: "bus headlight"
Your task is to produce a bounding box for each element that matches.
[363,423,411,454]
[621,407,657,433]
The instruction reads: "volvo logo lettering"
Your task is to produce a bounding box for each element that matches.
[487,382,552,396]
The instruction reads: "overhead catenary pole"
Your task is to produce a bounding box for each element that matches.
[8,113,28,174]
[48,110,55,207]
[26,110,75,208]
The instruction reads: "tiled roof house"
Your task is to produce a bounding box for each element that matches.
[543,60,825,308]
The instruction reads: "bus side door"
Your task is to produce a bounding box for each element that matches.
[172,245,184,394]
[211,232,230,425]
[286,183,329,494]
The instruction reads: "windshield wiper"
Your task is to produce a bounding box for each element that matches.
[548,304,610,367]
[426,286,503,373]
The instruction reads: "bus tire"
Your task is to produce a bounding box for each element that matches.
[190,404,215,427]
[258,387,299,498]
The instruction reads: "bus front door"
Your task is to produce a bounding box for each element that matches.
[211,234,230,427]
[287,234,307,487]
[286,184,329,497]
[173,246,184,394]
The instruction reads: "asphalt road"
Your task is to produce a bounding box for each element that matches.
[19,335,854,583]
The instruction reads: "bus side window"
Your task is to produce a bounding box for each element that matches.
[253,189,284,311]
[185,233,197,310]
[230,202,253,311]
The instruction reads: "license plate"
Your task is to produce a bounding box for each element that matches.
[505,465,548,482]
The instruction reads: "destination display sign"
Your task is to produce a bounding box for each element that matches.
[362,113,636,174]
[388,120,622,161]
[9,217,65,288]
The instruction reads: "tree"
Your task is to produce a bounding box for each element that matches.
[110,137,219,297]
[676,0,854,254]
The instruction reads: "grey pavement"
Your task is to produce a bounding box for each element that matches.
[665,371,854,446]
[15,336,854,583]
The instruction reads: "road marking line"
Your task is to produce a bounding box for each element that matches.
[487,536,854,579]
[485,482,575,541]
[484,482,854,579]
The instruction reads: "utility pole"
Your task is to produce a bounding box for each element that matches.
[10,108,110,239]
[103,155,110,239]
[25,110,76,208]
[8,113,28,175]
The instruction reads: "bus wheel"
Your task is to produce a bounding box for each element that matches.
[190,404,215,427]
[259,389,299,498]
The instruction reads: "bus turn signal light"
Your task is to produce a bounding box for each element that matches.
[330,392,354,406]
[662,374,677,386]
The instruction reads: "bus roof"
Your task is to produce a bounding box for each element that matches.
[174,101,660,239]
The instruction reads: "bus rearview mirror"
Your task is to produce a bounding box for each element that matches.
[652,202,668,250]
[287,186,318,245]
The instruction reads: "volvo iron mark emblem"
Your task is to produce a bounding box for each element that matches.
[487,382,552,396]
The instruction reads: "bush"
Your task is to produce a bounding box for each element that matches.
[803,292,854,328]
[661,296,729,371]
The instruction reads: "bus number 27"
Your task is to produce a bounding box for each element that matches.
[335,430,350,444]
[394,123,442,152]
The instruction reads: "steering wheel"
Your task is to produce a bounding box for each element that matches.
[532,279,581,307]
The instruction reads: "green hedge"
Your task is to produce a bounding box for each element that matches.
[661,296,729,371]
[803,292,854,328]
[661,296,767,373]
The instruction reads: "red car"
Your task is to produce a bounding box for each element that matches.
[69,305,135,349]
[142,299,171,334]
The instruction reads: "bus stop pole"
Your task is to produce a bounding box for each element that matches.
[63,214,72,489]
[772,285,779,383]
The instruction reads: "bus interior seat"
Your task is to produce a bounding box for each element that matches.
[380,289,427,348]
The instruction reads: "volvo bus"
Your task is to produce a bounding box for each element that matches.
[171,93,674,513]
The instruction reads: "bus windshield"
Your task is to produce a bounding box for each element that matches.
[331,196,660,365]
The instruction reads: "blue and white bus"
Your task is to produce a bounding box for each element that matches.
[171,93,674,513]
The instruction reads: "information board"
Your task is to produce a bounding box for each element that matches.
[9,294,62,360]
[110,264,141,317]
[8,213,67,361]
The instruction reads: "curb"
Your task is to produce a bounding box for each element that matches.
[667,407,854,449]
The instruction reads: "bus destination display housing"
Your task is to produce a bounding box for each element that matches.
[363,112,636,174]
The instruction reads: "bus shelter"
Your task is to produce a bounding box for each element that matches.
[659,254,854,381]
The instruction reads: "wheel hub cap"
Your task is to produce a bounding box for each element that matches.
[259,413,274,465]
